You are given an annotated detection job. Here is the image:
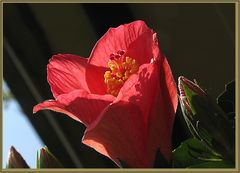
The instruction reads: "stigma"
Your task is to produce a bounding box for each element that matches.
[104,50,139,96]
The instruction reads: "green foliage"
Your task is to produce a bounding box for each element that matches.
[175,78,235,168]
[36,150,40,168]
[172,138,226,168]
[217,80,235,129]
[217,80,235,115]
[189,161,234,168]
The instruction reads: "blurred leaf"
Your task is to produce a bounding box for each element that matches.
[3,89,13,101]
[36,150,40,168]
[3,88,14,108]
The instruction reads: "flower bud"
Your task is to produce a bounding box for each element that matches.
[178,76,235,162]
[37,146,63,168]
[178,76,207,115]
[6,146,29,168]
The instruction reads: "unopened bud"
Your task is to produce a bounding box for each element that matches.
[37,146,63,168]
[6,146,29,168]
[178,76,234,162]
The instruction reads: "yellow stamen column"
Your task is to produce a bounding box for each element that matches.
[104,55,139,97]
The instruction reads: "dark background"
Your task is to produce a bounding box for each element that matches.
[3,3,235,168]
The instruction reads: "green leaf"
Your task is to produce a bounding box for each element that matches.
[189,161,234,168]
[191,96,235,162]
[179,98,201,140]
[217,80,235,115]
[36,150,40,168]
[6,161,9,169]
[172,138,222,168]
[178,77,235,166]
[182,82,198,115]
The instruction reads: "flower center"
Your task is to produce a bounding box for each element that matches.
[104,50,139,96]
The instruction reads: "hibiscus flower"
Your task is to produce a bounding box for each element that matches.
[33,20,178,168]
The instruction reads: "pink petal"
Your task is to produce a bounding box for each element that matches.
[116,57,177,162]
[47,54,90,98]
[82,101,152,168]
[85,64,108,95]
[115,62,160,161]
[147,57,178,162]
[33,90,115,126]
[160,57,178,114]
[116,61,161,127]
[88,20,155,67]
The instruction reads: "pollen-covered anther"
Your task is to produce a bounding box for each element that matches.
[104,50,139,96]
